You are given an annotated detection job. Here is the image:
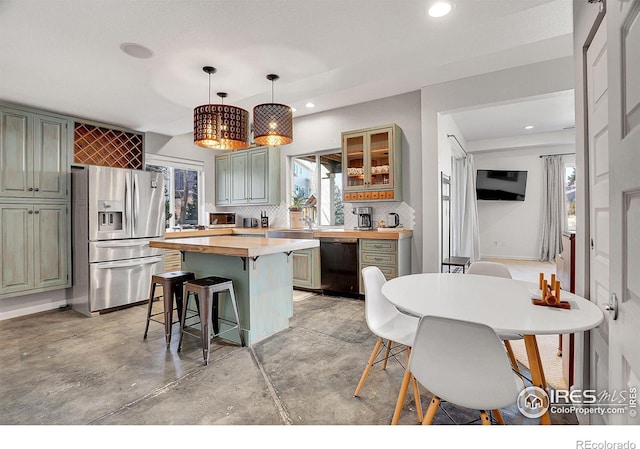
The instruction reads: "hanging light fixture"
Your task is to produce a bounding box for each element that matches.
[212,92,249,151]
[253,74,293,146]
[194,66,220,149]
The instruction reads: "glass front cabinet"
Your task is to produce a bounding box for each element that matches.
[342,123,402,202]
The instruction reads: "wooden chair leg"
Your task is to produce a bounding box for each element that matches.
[480,411,492,425]
[421,396,441,425]
[503,340,521,374]
[354,337,383,397]
[411,374,423,423]
[492,409,505,424]
[391,368,412,425]
[382,339,393,370]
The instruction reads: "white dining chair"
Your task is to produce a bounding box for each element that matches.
[410,315,523,425]
[467,261,522,374]
[354,266,423,422]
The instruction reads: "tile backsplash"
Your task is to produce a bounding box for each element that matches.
[206,201,415,230]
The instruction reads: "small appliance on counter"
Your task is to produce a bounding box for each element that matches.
[260,211,269,228]
[352,206,373,230]
[243,217,259,228]
[387,213,400,228]
[209,212,236,228]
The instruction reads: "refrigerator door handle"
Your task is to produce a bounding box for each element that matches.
[124,173,130,234]
[94,241,150,249]
[133,174,138,234]
[93,256,163,269]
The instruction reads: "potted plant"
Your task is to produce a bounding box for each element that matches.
[289,192,305,229]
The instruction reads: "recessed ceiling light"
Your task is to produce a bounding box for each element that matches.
[120,43,154,59]
[524,125,534,130]
[305,102,315,108]
[428,2,452,18]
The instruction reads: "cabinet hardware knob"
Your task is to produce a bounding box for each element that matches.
[28,210,33,214]
[28,187,33,191]
[34,188,39,192]
[35,210,40,214]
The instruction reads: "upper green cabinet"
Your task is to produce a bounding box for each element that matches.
[215,146,280,206]
[342,123,402,202]
[0,106,70,199]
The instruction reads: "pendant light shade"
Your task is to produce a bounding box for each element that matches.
[253,74,293,146]
[194,66,220,149]
[212,92,250,151]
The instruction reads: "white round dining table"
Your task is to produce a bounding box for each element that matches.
[381,273,604,425]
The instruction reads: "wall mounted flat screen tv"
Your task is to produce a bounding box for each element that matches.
[476,169,528,201]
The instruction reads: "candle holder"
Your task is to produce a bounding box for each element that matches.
[533,272,571,309]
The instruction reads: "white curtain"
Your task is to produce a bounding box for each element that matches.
[539,155,567,262]
[451,154,481,262]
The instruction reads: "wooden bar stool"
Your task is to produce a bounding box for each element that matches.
[143,271,195,348]
[179,276,245,365]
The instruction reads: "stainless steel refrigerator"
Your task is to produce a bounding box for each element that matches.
[69,166,165,316]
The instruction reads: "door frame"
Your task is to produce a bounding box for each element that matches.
[574,0,607,424]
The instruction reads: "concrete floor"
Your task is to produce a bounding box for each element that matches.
[0,292,577,428]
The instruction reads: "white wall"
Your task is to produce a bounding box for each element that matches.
[421,56,575,273]
[281,91,423,273]
[473,145,574,260]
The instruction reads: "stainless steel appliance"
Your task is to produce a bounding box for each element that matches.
[387,212,400,228]
[209,212,236,227]
[243,217,258,227]
[69,166,165,316]
[320,237,360,298]
[352,206,373,230]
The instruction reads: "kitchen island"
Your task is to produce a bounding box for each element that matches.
[149,236,318,346]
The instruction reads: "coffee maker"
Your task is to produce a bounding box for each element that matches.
[353,206,373,230]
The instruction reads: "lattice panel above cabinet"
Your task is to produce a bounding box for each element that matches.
[74,122,144,169]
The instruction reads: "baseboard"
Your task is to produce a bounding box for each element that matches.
[481,255,546,261]
[0,300,68,321]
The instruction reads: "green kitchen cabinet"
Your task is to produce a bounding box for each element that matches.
[358,237,411,294]
[0,202,70,297]
[342,123,402,202]
[216,146,280,206]
[215,154,230,206]
[292,247,321,289]
[0,106,70,200]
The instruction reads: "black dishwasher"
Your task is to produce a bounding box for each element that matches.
[319,237,360,298]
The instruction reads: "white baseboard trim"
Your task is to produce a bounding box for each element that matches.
[0,300,68,321]
[480,255,546,261]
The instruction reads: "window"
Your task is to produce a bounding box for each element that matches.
[291,151,343,226]
[565,163,576,232]
[146,155,204,230]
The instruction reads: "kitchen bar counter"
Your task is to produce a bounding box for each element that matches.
[149,236,318,346]
[164,227,412,240]
[151,236,318,257]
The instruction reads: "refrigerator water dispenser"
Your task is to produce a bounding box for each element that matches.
[98,200,124,232]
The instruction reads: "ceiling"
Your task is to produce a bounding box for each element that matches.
[449,89,575,143]
[0,0,574,138]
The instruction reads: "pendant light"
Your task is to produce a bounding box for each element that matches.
[213,92,250,151]
[194,66,220,149]
[253,74,293,146]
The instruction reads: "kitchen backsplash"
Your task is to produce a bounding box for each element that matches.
[205,201,415,230]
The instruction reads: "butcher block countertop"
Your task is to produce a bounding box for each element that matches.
[150,236,319,257]
[164,227,412,240]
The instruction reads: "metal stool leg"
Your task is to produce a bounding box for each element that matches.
[212,292,220,335]
[162,279,176,348]
[143,281,157,340]
[227,284,245,347]
[178,290,191,352]
[200,290,213,365]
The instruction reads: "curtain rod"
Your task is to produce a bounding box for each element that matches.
[446,134,468,156]
[539,152,575,158]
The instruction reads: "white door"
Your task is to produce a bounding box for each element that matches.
[586,15,611,425]
[605,0,640,425]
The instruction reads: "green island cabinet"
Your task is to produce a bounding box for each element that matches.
[342,123,402,202]
[0,103,72,298]
[358,238,411,294]
[292,247,321,289]
[215,146,280,206]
